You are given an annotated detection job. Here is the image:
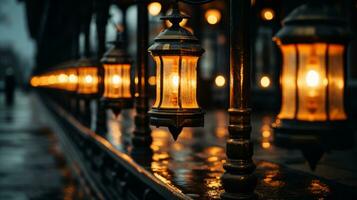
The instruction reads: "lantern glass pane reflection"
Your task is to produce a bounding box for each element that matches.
[77,67,98,94]
[278,43,346,121]
[153,56,199,109]
[103,64,131,99]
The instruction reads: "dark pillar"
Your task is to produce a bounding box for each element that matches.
[94,0,110,134]
[221,0,257,199]
[131,0,152,153]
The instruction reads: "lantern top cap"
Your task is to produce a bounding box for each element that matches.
[274,2,352,44]
[76,57,99,68]
[149,3,204,56]
[101,31,132,64]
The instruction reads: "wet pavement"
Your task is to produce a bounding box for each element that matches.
[0,91,82,200]
[105,108,357,199]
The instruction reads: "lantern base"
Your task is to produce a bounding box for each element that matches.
[101,98,133,116]
[77,94,99,99]
[149,108,204,140]
[272,119,354,150]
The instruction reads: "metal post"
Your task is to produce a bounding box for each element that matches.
[221,0,257,199]
[132,0,152,152]
[95,0,110,134]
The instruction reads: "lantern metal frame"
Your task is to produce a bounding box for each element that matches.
[148,3,205,138]
[272,2,352,145]
[100,32,134,115]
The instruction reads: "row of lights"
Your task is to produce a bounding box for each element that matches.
[31,2,351,140]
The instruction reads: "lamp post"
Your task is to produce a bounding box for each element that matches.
[272,2,352,143]
[221,0,257,199]
[148,1,205,140]
[131,0,152,150]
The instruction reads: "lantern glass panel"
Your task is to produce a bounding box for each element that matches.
[278,43,347,122]
[162,56,180,108]
[278,45,297,119]
[180,56,199,108]
[297,43,327,121]
[103,64,131,98]
[154,55,199,109]
[328,44,346,120]
[78,67,98,94]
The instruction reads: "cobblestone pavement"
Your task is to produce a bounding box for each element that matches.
[0,91,82,200]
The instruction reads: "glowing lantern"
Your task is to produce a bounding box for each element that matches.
[260,76,271,88]
[76,58,100,97]
[215,75,226,87]
[272,3,351,136]
[101,33,133,116]
[148,4,205,139]
[205,9,222,25]
[148,2,162,16]
[261,8,274,21]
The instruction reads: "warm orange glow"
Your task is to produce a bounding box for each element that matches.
[30,76,40,87]
[260,76,271,88]
[305,70,320,88]
[148,2,162,16]
[215,75,226,87]
[148,76,156,86]
[77,67,98,95]
[262,142,271,149]
[278,43,347,121]
[58,73,68,83]
[103,64,131,99]
[153,56,199,109]
[205,9,221,25]
[262,130,271,138]
[65,68,78,92]
[262,8,274,21]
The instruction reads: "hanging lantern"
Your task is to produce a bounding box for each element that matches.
[148,3,205,139]
[76,58,100,97]
[101,32,133,116]
[272,2,352,139]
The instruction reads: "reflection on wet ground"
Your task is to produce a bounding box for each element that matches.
[0,91,84,200]
[107,109,357,199]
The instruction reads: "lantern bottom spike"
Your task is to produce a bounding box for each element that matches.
[168,126,183,141]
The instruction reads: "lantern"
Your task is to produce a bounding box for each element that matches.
[148,3,205,139]
[101,32,133,116]
[76,58,100,97]
[272,3,351,137]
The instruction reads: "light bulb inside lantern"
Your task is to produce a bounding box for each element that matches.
[58,74,68,83]
[84,75,93,84]
[68,74,78,83]
[305,70,320,88]
[111,75,122,85]
[172,74,179,88]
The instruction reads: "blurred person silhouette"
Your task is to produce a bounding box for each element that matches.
[5,67,15,106]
